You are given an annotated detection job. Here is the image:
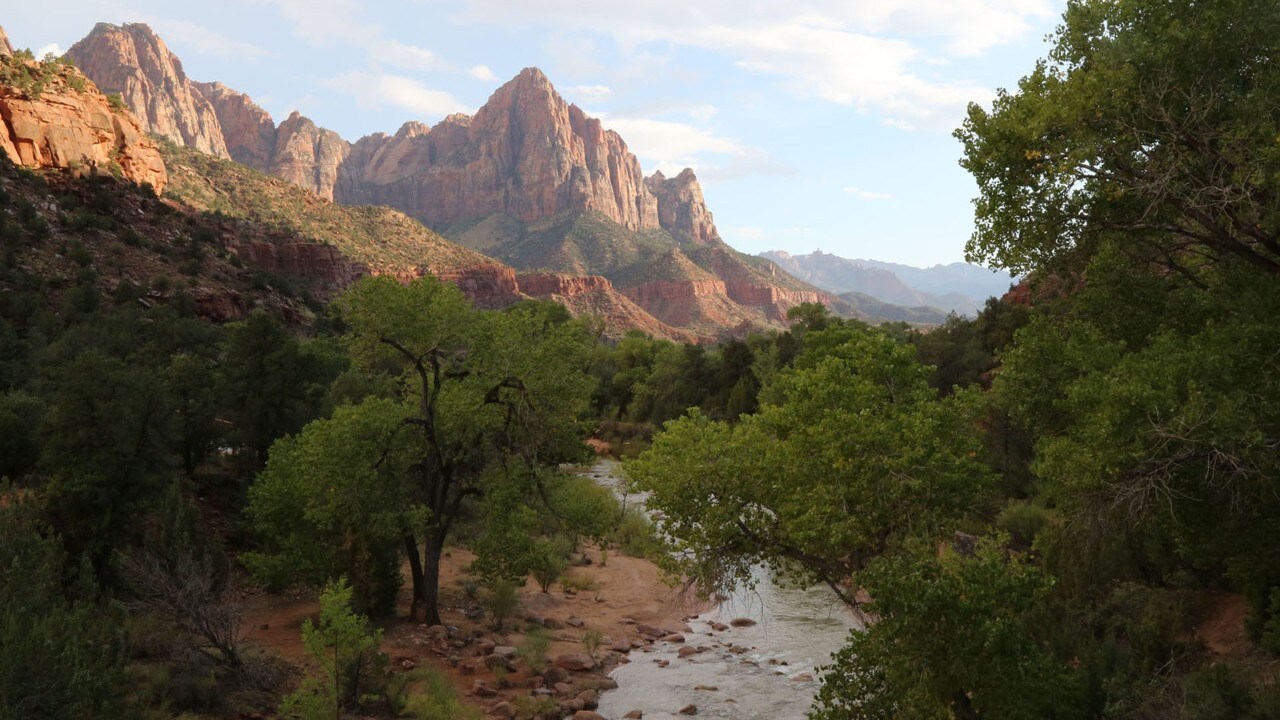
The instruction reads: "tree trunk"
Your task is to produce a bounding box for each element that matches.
[421,528,445,626]
[404,535,426,620]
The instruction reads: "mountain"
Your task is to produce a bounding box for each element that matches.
[64,23,845,339]
[0,46,166,192]
[760,250,1013,315]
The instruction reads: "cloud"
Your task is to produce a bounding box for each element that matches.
[321,71,469,119]
[261,0,380,45]
[728,226,764,241]
[369,39,445,71]
[34,43,62,59]
[469,64,498,81]
[143,17,268,61]
[699,149,798,183]
[459,0,1054,130]
[565,84,611,103]
[599,116,744,175]
[843,186,894,201]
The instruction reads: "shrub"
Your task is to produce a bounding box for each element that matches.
[403,668,481,720]
[995,500,1052,548]
[485,579,521,631]
[518,628,551,673]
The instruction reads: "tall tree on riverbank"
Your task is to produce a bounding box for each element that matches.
[247,276,595,622]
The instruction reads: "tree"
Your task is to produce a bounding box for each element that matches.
[0,493,127,719]
[627,328,994,606]
[812,538,1080,720]
[329,276,593,624]
[279,578,384,720]
[957,0,1280,279]
[244,398,417,614]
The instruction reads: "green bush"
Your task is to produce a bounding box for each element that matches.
[403,668,480,720]
[995,500,1052,548]
[485,579,521,631]
[612,506,658,558]
[518,628,551,673]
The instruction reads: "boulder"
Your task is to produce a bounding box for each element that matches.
[554,653,596,672]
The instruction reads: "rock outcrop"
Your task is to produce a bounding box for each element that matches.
[66,23,228,158]
[516,272,696,341]
[335,68,662,230]
[270,111,348,199]
[0,26,13,56]
[193,81,275,170]
[646,169,720,244]
[0,54,167,193]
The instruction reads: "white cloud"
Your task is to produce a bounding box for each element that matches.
[144,17,268,61]
[843,186,894,201]
[261,0,380,45]
[599,116,744,175]
[459,0,1054,130]
[729,226,764,240]
[369,39,444,71]
[565,84,611,103]
[321,71,469,119]
[34,43,62,59]
[469,64,498,81]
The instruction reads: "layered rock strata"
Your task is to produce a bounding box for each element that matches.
[0,55,167,192]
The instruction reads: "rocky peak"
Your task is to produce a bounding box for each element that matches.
[66,22,229,158]
[0,26,13,56]
[270,110,349,199]
[193,81,276,170]
[646,167,721,244]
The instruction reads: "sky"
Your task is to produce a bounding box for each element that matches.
[5,1,1065,268]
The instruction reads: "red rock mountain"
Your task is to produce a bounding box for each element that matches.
[0,48,167,192]
[64,23,838,338]
[66,23,227,158]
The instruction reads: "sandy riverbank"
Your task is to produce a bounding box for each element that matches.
[243,541,711,717]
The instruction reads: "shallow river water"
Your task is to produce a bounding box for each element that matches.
[583,460,861,719]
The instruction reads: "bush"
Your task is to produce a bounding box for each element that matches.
[995,500,1052,548]
[403,668,480,720]
[485,579,521,631]
[518,628,551,673]
[612,506,658,558]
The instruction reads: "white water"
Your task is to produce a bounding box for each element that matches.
[581,460,861,719]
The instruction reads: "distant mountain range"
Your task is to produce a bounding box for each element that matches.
[759,250,1014,316]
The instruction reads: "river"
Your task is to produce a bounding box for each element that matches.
[582,460,862,719]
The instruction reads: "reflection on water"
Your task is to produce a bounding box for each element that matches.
[582,460,862,719]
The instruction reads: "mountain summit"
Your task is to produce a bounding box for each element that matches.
[63,23,857,337]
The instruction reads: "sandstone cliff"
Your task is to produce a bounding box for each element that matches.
[646,169,720,244]
[0,53,167,193]
[335,68,661,230]
[0,26,12,56]
[66,23,228,158]
[193,81,276,170]
[270,111,349,199]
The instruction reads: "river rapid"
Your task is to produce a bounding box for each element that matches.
[583,460,861,719]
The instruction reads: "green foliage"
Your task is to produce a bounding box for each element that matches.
[628,327,995,601]
[403,668,481,720]
[0,495,128,719]
[484,579,521,631]
[106,92,127,112]
[813,538,1079,720]
[244,398,416,615]
[517,628,551,673]
[582,629,603,658]
[957,0,1280,278]
[280,578,384,720]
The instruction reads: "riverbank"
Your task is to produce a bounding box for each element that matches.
[243,538,710,717]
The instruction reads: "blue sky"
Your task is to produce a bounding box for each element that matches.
[5,1,1064,267]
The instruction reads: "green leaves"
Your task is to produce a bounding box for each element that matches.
[628,327,995,603]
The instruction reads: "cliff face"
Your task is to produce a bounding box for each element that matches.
[0,26,12,56]
[194,81,275,170]
[335,69,662,230]
[270,111,349,199]
[646,169,720,244]
[516,272,696,342]
[0,55,167,193]
[66,23,228,158]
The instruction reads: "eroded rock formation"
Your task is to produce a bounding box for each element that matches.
[194,81,275,169]
[0,55,167,192]
[646,169,720,244]
[66,23,228,158]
